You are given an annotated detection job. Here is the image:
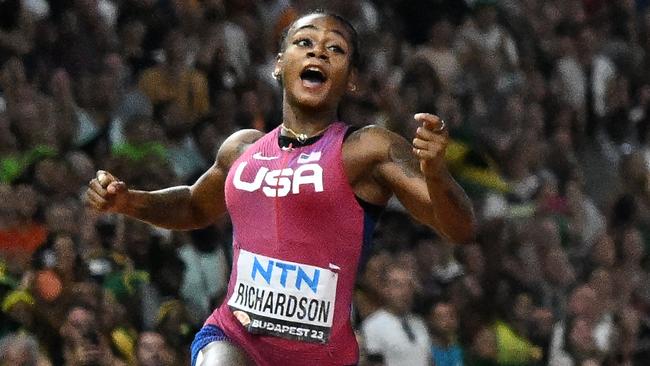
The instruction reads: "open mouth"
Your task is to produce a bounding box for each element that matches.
[300,67,327,88]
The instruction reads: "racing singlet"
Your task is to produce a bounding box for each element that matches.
[206,122,367,365]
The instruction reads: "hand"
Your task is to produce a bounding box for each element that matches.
[412,113,449,178]
[85,170,128,213]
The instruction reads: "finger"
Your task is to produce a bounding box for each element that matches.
[412,147,436,160]
[412,138,430,150]
[89,179,107,196]
[96,170,116,187]
[413,136,447,150]
[106,181,126,195]
[414,113,440,124]
[414,113,441,127]
[414,113,446,133]
[425,119,446,133]
[415,126,441,141]
[413,138,447,156]
[85,189,108,210]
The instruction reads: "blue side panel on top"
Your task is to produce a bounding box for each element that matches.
[190,324,230,366]
[357,209,379,275]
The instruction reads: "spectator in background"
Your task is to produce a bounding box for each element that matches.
[361,263,432,366]
[59,305,124,366]
[549,284,613,366]
[492,292,544,366]
[0,111,18,157]
[541,245,576,318]
[54,0,116,77]
[429,301,464,366]
[1,58,60,151]
[0,184,46,271]
[448,243,488,344]
[0,0,34,62]
[355,250,391,325]
[108,114,175,189]
[0,1,649,365]
[615,307,642,366]
[99,291,138,365]
[157,101,207,182]
[466,326,498,366]
[117,17,151,82]
[414,238,445,305]
[0,332,50,366]
[457,0,520,94]
[136,331,176,366]
[138,29,210,122]
[415,19,461,93]
[553,23,616,138]
[563,177,606,258]
[612,227,646,310]
[154,299,194,364]
[178,225,229,324]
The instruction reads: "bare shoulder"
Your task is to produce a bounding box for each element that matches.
[342,125,414,204]
[344,124,408,161]
[344,124,421,184]
[216,129,265,170]
[346,124,395,141]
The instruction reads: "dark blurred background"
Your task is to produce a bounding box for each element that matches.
[1,0,649,365]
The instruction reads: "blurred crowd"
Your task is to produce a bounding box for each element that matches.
[1,0,649,365]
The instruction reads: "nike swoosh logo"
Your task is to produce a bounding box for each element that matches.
[252,152,279,160]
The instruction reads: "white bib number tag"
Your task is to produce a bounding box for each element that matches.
[227,250,338,343]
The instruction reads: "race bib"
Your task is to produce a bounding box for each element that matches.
[227,250,338,343]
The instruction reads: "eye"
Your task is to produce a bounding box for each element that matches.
[328,45,346,54]
[294,38,312,47]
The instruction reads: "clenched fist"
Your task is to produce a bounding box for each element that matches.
[85,170,128,213]
[411,113,449,178]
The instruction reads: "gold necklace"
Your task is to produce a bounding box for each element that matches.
[281,123,331,143]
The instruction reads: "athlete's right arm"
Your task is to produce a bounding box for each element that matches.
[85,129,264,230]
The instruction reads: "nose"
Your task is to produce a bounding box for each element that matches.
[307,46,328,61]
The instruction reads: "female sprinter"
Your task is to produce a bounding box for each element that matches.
[86,11,476,366]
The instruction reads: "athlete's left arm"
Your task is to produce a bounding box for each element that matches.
[374,113,477,244]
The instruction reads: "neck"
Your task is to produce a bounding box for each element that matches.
[281,98,338,136]
[432,333,455,347]
[385,305,409,317]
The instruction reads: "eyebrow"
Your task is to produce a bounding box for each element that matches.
[293,24,348,42]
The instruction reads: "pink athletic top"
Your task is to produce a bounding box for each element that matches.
[206,122,368,365]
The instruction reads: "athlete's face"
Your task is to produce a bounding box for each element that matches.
[276,14,356,111]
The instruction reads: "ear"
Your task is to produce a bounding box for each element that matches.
[347,69,358,93]
[273,53,283,79]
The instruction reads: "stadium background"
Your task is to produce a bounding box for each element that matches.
[0,0,649,365]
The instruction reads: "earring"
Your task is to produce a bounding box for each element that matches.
[272,71,280,80]
[349,84,357,92]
